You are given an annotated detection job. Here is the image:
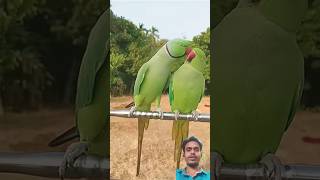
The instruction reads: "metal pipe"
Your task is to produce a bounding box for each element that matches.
[0,153,319,179]
[219,163,320,180]
[110,109,210,122]
[0,152,109,178]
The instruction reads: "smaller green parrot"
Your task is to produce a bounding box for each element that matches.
[169,48,207,168]
[129,39,193,176]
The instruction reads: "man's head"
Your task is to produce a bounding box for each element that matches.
[181,136,203,168]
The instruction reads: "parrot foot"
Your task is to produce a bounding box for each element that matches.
[211,151,224,180]
[191,110,199,121]
[156,107,164,119]
[128,106,136,117]
[59,142,89,180]
[174,111,180,120]
[259,153,283,180]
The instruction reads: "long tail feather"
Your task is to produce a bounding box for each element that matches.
[172,120,189,169]
[48,126,79,147]
[136,117,149,176]
[125,101,135,108]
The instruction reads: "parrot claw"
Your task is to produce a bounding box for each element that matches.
[128,106,136,117]
[156,107,164,119]
[192,110,199,121]
[211,151,224,180]
[59,142,89,179]
[259,153,283,180]
[174,111,180,121]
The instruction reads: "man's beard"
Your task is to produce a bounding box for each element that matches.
[187,162,199,168]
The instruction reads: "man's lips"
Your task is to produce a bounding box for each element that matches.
[188,156,197,160]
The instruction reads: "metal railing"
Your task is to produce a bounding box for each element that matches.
[110,109,210,122]
[0,152,108,178]
[1,151,320,179]
[218,163,320,180]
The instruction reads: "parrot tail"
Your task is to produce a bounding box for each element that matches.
[136,117,149,176]
[172,120,189,169]
[125,101,135,108]
[48,126,79,147]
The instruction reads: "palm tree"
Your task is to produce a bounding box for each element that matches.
[150,26,159,39]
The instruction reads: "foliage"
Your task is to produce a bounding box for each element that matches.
[110,11,211,96]
[0,0,50,110]
[110,11,165,95]
[0,0,106,111]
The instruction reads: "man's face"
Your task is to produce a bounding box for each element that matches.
[183,141,201,167]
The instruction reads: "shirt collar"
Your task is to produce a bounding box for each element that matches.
[181,167,207,176]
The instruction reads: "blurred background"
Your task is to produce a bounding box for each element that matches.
[0,0,106,179]
[211,0,320,177]
[213,0,320,109]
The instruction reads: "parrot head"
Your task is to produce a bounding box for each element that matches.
[166,39,193,59]
[166,39,193,72]
[185,48,206,73]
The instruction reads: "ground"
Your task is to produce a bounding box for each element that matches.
[0,96,319,179]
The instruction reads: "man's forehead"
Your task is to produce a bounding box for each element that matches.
[185,141,200,148]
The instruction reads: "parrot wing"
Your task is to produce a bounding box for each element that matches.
[284,78,304,131]
[163,73,172,93]
[48,126,79,147]
[168,75,174,109]
[133,63,150,97]
[198,76,205,105]
[75,10,109,111]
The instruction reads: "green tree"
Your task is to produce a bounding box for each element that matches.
[0,0,51,112]
[0,0,107,113]
[110,11,163,96]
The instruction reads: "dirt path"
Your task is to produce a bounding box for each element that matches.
[0,108,77,180]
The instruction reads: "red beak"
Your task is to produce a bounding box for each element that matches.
[186,49,196,62]
[185,47,192,56]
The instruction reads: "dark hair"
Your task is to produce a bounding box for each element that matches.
[181,136,203,153]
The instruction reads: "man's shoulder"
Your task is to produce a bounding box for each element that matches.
[176,168,210,179]
[201,169,210,176]
[176,168,185,175]
[198,169,210,180]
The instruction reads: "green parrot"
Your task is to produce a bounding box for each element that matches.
[212,0,307,179]
[129,39,192,176]
[169,48,206,169]
[48,9,109,179]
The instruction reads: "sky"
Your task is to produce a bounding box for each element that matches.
[110,0,210,40]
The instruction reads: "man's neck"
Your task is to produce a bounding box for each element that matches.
[185,166,201,177]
